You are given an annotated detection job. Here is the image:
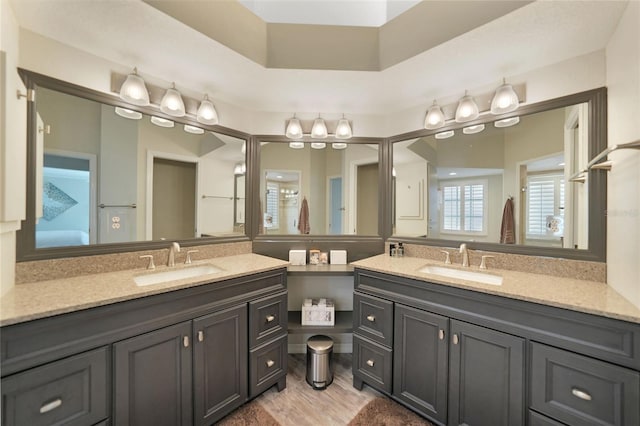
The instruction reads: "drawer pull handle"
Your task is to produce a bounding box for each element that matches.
[438,329,445,340]
[40,398,62,414]
[266,360,275,368]
[183,336,189,348]
[266,315,276,323]
[197,331,204,342]
[366,315,376,322]
[571,388,592,401]
[366,359,375,367]
[452,334,459,345]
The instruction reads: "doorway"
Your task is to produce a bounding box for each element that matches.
[152,158,197,240]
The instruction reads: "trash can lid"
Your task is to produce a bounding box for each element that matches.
[307,335,333,354]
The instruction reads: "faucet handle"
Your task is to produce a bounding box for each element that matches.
[480,255,495,270]
[139,255,155,270]
[185,250,199,264]
[440,250,451,264]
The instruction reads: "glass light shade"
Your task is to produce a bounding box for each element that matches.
[332,142,348,150]
[435,130,455,139]
[289,141,305,149]
[285,117,303,139]
[424,102,445,129]
[311,117,328,139]
[196,95,219,125]
[494,116,520,128]
[463,124,485,134]
[455,94,479,123]
[150,116,174,128]
[119,68,149,106]
[184,124,204,134]
[335,118,352,139]
[160,83,186,117]
[311,142,326,149]
[114,107,142,120]
[491,83,519,114]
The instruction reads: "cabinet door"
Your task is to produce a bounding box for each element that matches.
[193,304,248,425]
[114,322,192,426]
[449,320,525,426]
[393,304,449,424]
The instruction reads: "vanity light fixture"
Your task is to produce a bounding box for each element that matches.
[311,142,326,149]
[491,79,520,114]
[114,107,142,120]
[311,115,328,139]
[119,67,150,106]
[150,116,174,128]
[494,116,520,128]
[289,141,305,149]
[435,130,455,139]
[332,142,348,150]
[160,83,186,117]
[424,100,446,129]
[285,115,303,139]
[335,114,353,139]
[184,124,205,134]
[455,91,479,123]
[463,124,485,135]
[196,94,219,125]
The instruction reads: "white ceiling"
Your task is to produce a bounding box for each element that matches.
[10,0,628,116]
[238,0,421,27]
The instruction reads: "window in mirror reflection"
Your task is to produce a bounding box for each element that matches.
[34,86,247,249]
[259,142,379,235]
[392,103,589,249]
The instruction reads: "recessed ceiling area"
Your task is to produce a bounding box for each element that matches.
[238,0,421,27]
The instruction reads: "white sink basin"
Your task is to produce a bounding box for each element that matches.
[134,264,222,286]
[418,265,503,286]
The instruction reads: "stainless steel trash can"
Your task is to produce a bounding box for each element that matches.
[306,335,334,390]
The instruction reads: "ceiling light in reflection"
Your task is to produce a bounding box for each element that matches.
[463,124,485,134]
[150,116,174,128]
[289,141,305,149]
[494,116,520,128]
[184,124,205,134]
[115,107,142,120]
[434,130,455,139]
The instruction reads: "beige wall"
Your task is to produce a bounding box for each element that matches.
[606,0,640,308]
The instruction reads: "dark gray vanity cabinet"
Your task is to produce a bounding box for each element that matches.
[353,268,640,426]
[1,268,287,426]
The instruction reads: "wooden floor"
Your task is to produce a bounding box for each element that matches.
[255,354,381,425]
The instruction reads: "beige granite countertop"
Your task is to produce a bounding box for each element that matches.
[352,255,640,324]
[0,253,288,327]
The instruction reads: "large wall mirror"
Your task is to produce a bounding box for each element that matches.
[390,88,607,261]
[257,139,381,236]
[17,70,250,261]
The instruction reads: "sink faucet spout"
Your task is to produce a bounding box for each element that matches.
[459,243,469,267]
[168,242,181,267]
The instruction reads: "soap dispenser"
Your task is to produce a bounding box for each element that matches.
[397,242,404,257]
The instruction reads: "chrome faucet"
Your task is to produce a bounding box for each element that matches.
[459,243,469,267]
[167,242,181,267]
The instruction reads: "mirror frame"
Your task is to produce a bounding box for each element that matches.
[386,87,607,262]
[16,69,252,261]
[250,135,387,260]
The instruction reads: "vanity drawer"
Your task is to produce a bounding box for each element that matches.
[249,292,287,349]
[529,410,566,426]
[354,292,393,347]
[1,347,109,426]
[531,342,640,426]
[249,334,287,397]
[353,335,392,393]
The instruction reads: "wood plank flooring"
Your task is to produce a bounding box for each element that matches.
[254,354,381,425]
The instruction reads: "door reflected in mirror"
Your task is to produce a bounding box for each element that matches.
[34,86,246,249]
[392,103,589,249]
[259,141,379,235]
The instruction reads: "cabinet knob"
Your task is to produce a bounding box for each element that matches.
[183,336,189,348]
[438,329,445,340]
[452,334,459,345]
[571,387,592,401]
[366,359,375,367]
[366,315,376,322]
[266,315,276,323]
[40,398,62,414]
[266,360,275,368]
[197,331,204,342]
